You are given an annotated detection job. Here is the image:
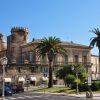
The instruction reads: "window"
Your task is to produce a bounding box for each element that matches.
[18,67,21,73]
[41,66,44,73]
[31,66,35,73]
[11,47,15,58]
[40,56,46,64]
[96,66,98,73]
[29,52,33,62]
[57,55,62,64]
[74,55,78,63]
[82,56,87,64]
[40,66,48,73]
[64,55,68,64]
[5,67,8,73]
[22,54,25,63]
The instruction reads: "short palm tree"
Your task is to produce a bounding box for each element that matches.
[90,28,100,76]
[36,36,67,88]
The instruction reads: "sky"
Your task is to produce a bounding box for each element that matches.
[0,0,100,55]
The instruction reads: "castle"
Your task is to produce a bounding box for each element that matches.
[0,27,91,85]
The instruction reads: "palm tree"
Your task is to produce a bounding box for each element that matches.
[90,28,100,76]
[36,36,67,88]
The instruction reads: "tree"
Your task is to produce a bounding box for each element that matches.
[64,74,75,87]
[36,36,67,88]
[56,64,86,87]
[55,64,72,86]
[90,28,100,76]
[72,64,86,82]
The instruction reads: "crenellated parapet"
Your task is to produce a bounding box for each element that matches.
[11,27,28,34]
[10,27,28,43]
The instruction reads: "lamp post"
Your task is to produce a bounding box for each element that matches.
[1,56,8,100]
[71,66,80,95]
[87,63,93,98]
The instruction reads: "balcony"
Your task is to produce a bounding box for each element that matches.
[33,61,90,67]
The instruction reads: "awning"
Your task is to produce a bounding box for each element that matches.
[42,77,48,81]
[30,77,37,81]
[18,77,25,82]
[4,78,11,82]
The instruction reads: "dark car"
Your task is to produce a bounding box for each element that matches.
[0,84,12,96]
[12,83,24,93]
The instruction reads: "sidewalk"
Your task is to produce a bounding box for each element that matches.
[67,93,100,99]
[26,86,100,99]
[24,85,43,92]
[19,86,100,99]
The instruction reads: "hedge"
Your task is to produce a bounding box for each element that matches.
[71,81,100,91]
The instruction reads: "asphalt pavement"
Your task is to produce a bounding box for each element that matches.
[0,85,100,100]
[24,85,100,100]
[1,92,86,100]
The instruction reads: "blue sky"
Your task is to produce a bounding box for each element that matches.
[0,0,100,55]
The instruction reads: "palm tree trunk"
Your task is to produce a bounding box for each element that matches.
[99,49,100,80]
[48,61,53,88]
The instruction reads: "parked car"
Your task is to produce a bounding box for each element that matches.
[12,83,24,93]
[0,84,12,96]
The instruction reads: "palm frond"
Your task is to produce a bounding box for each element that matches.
[89,28,100,49]
[35,36,67,64]
[89,37,95,41]
[90,28,100,36]
[89,37,97,48]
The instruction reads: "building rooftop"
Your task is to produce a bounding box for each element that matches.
[21,39,90,49]
[91,54,99,57]
[61,41,89,48]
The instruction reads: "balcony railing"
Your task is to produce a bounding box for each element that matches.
[35,61,90,67]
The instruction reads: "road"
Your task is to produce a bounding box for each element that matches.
[4,92,86,100]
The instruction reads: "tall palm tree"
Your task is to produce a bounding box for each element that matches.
[36,36,67,88]
[90,28,100,76]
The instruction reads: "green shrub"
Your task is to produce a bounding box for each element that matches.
[93,81,100,89]
[65,74,75,85]
[91,82,99,91]
[79,83,89,92]
[71,83,89,91]
[72,81,100,92]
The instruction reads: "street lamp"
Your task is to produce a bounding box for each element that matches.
[71,66,80,95]
[1,56,8,100]
[86,63,93,98]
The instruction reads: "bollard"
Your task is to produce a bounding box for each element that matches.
[86,91,90,98]
[90,91,93,98]
[86,91,93,98]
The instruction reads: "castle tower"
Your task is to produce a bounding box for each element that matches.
[7,27,28,64]
[10,27,28,45]
[0,33,6,51]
